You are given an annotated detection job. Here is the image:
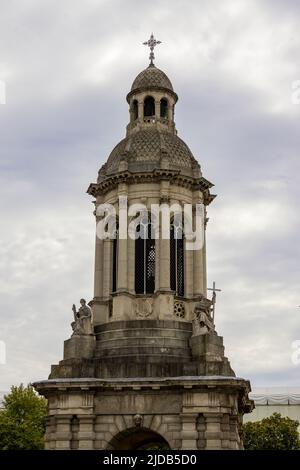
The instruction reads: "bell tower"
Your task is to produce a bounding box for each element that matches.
[34,36,253,450]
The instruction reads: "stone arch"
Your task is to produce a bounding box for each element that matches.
[106,426,170,450]
[148,415,177,448]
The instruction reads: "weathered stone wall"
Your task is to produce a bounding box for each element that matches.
[49,320,234,380]
[35,377,252,450]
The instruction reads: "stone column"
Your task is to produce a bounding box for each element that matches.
[127,235,135,294]
[157,190,170,292]
[77,415,95,450]
[180,413,198,450]
[93,198,107,324]
[54,414,72,450]
[155,227,160,290]
[138,101,143,121]
[193,205,205,296]
[117,238,128,291]
[102,239,112,298]
[159,237,170,292]
[168,103,173,122]
[117,186,128,292]
[94,233,103,299]
[185,242,193,298]
[94,197,104,299]
[129,103,134,124]
[202,229,207,295]
[204,413,222,450]
[155,99,160,120]
[193,247,204,296]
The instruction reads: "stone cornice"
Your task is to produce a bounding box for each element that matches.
[87,170,216,205]
[126,86,178,104]
[33,378,254,413]
[33,376,252,393]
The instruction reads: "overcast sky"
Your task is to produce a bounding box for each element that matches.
[0,0,300,392]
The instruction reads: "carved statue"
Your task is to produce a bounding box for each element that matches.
[133,414,143,427]
[71,299,93,336]
[192,295,215,336]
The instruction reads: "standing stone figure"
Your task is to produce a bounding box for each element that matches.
[192,295,215,336]
[71,299,93,336]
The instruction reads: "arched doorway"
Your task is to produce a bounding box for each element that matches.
[107,427,170,450]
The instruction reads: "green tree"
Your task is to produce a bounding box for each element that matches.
[0,384,47,450]
[243,412,300,450]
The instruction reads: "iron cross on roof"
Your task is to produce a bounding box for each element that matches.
[207,281,222,320]
[143,33,162,65]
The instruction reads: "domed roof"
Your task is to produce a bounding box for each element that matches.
[131,64,173,91]
[127,65,177,102]
[103,128,198,177]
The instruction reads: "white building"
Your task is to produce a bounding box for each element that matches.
[245,387,300,431]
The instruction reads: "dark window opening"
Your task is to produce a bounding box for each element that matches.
[170,221,184,297]
[112,223,118,293]
[160,98,168,118]
[144,96,155,117]
[135,220,155,294]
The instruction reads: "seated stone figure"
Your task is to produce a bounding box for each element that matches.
[71,299,93,336]
[192,295,215,336]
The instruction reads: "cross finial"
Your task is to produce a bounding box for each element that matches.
[207,281,222,321]
[143,33,162,66]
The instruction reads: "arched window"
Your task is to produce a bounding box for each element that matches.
[132,100,138,121]
[135,216,155,294]
[160,98,168,118]
[170,219,184,297]
[112,221,118,293]
[144,96,155,117]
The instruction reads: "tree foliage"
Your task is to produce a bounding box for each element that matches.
[243,412,300,450]
[0,384,47,450]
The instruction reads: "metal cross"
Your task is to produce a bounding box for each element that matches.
[207,281,222,320]
[143,33,162,65]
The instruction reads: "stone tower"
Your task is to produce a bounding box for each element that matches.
[34,41,253,450]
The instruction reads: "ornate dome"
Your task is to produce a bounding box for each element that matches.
[127,64,177,102]
[103,128,198,177]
